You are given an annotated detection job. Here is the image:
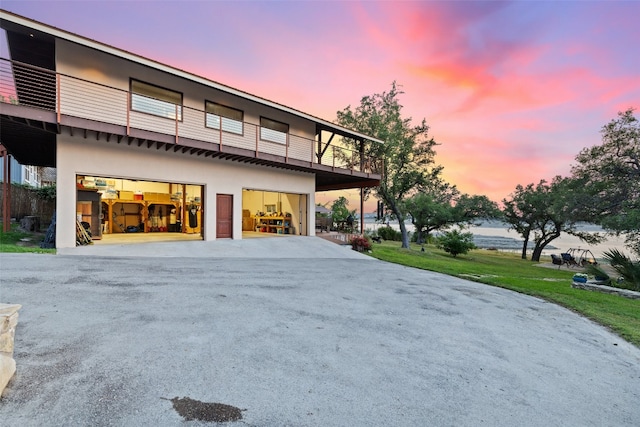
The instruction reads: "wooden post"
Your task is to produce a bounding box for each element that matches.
[360,187,364,235]
[181,184,187,233]
[220,123,224,152]
[56,74,61,124]
[1,146,11,232]
[126,91,130,136]
[107,201,113,234]
[255,124,258,158]
[175,104,179,145]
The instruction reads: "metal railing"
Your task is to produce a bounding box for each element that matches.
[0,58,380,175]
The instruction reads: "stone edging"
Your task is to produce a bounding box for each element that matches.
[1,303,22,396]
[572,281,640,300]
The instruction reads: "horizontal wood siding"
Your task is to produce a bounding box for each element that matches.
[288,134,312,162]
[178,109,217,143]
[59,75,127,125]
[221,125,256,150]
[129,110,176,135]
[258,140,287,157]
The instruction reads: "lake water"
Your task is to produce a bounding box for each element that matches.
[363,219,629,261]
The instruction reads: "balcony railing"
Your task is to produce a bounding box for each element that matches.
[0,58,380,175]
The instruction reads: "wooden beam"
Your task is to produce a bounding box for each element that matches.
[2,148,11,232]
[360,187,364,235]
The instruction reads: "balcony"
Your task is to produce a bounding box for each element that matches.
[0,58,381,191]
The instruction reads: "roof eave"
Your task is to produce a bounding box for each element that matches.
[0,9,384,145]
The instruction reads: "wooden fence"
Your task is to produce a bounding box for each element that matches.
[0,184,55,229]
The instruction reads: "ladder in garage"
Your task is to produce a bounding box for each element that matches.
[112,211,125,232]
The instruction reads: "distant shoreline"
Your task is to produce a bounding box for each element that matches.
[363,219,629,260]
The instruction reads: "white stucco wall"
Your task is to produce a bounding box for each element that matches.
[56,133,315,248]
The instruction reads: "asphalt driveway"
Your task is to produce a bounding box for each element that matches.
[1,237,639,426]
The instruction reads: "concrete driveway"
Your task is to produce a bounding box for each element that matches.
[1,237,639,426]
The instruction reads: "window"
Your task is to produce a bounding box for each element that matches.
[260,117,288,145]
[205,102,243,134]
[130,79,182,120]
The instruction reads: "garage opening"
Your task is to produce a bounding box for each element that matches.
[76,175,203,241]
[242,189,307,236]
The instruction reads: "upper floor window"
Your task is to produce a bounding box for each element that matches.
[205,102,243,134]
[260,117,288,145]
[130,79,182,120]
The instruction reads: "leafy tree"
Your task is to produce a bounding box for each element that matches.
[336,82,441,248]
[571,108,640,256]
[451,194,501,226]
[502,177,604,262]
[330,196,356,231]
[405,193,452,244]
[404,189,499,244]
[436,229,476,257]
[502,183,537,260]
[403,179,458,244]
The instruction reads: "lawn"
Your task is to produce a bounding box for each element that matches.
[0,224,55,254]
[368,241,640,347]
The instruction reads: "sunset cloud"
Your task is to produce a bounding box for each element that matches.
[2,0,639,208]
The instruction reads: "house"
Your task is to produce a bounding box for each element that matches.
[0,156,43,187]
[0,154,51,187]
[0,10,382,248]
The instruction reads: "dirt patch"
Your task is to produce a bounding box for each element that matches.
[13,231,46,247]
[164,396,244,422]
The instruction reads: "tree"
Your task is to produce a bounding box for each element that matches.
[403,179,458,243]
[336,82,441,248]
[330,196,356,231]
[404,189,499,244]
[502,177,604,262]
[502,183,537,260]
[451,194,501,226]
[404,193,454,244]
[571,108,640,256]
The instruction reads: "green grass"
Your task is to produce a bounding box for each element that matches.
[0,224,55,254]
[369,241,640,347]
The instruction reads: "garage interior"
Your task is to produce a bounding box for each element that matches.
[75,176,310,244]
[242,189,308,237]
[76,175,203,242]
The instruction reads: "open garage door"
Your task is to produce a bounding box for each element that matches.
[242,189,307,236]
[76,175,203,243]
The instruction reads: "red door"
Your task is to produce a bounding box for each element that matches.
[216,194,233,238]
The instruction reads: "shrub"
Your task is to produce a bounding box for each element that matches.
[436,229,476,257]
[377,226,402,241]
[583,264,611,285]
[603,249,640,292]
[350,235,372,252]
[411,231,434,244]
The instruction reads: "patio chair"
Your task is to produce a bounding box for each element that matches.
[551,254,563,267]
[561,252,579,267]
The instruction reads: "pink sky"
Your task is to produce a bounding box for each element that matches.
[3,1,639,211]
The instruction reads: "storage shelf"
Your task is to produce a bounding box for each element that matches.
[254,216,292,234]
[102,198,182,234]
